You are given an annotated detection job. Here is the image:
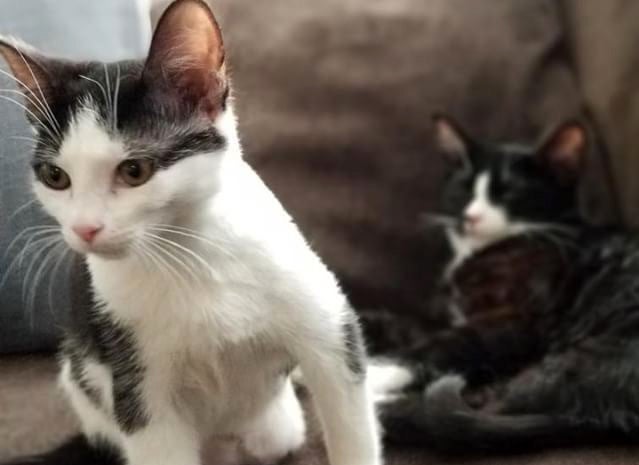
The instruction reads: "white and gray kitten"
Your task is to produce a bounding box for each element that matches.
[0,1,381,465]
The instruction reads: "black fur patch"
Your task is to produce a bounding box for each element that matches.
[91,309,149,434]
[64,347,102,408]
[126,126,226,170]
[3,434,124,465]
[28,60,228,172]
[65,258,149,435]
[343,309,367,380]
[440,141,581,231]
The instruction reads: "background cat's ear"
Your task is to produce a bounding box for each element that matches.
[144,0,227,118]
[433,114,473,170]
[0,38,56,123]
[537,122,586,184]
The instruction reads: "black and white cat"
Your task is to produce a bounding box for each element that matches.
[0,1,380,465]
[434,115,582,326]
[370,116,639,451]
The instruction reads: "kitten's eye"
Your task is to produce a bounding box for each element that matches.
[118,159,155,187]
[36,163,71,190]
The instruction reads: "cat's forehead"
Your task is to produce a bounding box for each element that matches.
[478,144,537,177]
[34,60,227,168]
[33,61,143,153]
[57,104,127,168]
[53,61,143,118]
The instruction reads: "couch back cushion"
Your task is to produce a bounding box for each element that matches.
[218,0,589,322]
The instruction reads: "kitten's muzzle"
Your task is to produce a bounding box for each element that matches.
[72,224,104,244]
[463,213,481,233]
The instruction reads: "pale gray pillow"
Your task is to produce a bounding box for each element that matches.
[0,0,149,353]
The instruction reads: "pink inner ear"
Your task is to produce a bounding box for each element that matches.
[0,42,47,91]
[0,41,53,119]
[434,117,468,160]
[541,124,586,181]
[145,0,226,113]
[159,1,224,72]
[553,126,585,160]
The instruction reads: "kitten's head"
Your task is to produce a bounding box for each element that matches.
[434,115,586,249]
[0,0,232,257]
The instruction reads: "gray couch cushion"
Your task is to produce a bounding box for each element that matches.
[0,0,148,353]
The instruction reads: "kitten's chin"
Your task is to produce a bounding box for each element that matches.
[88,246,130,260]
[464,228,509,252]
[67,240,130,260]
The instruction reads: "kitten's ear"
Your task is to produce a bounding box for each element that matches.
[0,38,55,122]
[433,114,473,170]
[537,122,586,184]
[143,0,227,118]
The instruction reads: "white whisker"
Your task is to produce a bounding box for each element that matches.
[8,134,39,144]
[79,74,109,118]
[103,63,113,129]
[20,236,62,299]
[113,63,121,132]
[47,246,72,317]
[0,68,61,142]
[0,87,56,133]
[8,198,39,223]
[11,40,62,138]
[148,224,252,278]
[4,226,59,259]
[26,240,65,328]
[144,236,202,286]
[144,232,218,281]
[0,94,59,142]
[149,226,232,254]
[137,240,192,309]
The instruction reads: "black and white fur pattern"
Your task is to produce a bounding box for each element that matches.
[0,2,381,464]
[428,116,578,325]
[368,117,639,452]
[367,117,577,397]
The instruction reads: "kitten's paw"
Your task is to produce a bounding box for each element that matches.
[367,360,414,399]
[241,380,306,464]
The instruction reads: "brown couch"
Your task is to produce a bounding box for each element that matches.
[3,0,639,463]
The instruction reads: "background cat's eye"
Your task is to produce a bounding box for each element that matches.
[36,163,71,190]
[117,159,156,187]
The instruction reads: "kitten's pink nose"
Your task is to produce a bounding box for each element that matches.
[72,224,103,243]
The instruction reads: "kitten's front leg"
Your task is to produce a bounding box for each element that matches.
[122,409,201,465]
[295,308,382,465]
[113,363,201,465]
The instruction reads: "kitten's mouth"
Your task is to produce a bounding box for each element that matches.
[465,225,496,239]
[462,222,486,238]
[66,238,131,259]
